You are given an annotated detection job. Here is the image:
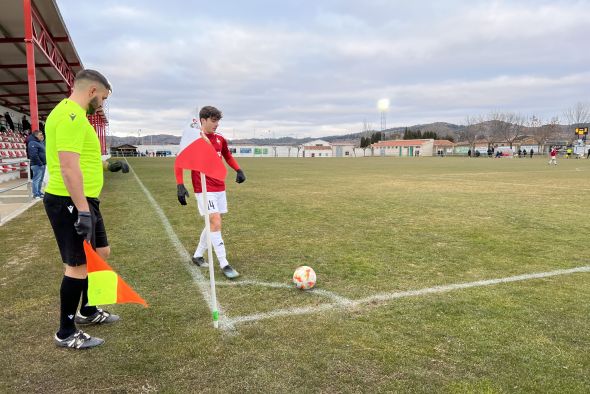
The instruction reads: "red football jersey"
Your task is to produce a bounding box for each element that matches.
[175,132,240,193]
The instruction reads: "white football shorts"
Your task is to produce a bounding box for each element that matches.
[194,191,228,216]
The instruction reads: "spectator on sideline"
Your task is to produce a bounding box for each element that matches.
[22,115,31,133]
[28,130,46,198]
[4,112,15,130]
[530,149,534,158]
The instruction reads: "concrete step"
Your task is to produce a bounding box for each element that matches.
[1,187,30,196]
[0,195,32,203]
[0,199,40,226]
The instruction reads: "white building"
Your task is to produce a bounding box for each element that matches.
[331,141,357,157]
[371,139,435,157]
[228,145,301,157]
[134,144,181,156]
[302,140,332,158]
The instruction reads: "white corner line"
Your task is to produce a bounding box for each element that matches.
[217,279,354,305]
[226,266,590,327]
[127,161,235,332]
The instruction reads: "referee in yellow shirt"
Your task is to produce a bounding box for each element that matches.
[44,70,119,349]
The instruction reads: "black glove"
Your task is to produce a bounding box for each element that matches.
[236,169,246,183]
[107,160,124,172]
[74,211,93,241]
[177,184,189,205]
[121,162,129,173]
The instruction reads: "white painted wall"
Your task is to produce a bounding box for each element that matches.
[375,140,435,157]
[134,144,181,156]
[229,145,299,157]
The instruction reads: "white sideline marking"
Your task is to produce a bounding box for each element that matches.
[226,266,590,327]
[128,162,235,331]
[217,279,354,305]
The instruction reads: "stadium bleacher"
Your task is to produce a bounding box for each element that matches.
[0,130,29,183]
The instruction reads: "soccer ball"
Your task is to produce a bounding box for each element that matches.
[293,266,316,290]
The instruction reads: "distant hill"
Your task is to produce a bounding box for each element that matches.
[107,122,464,147]
[320,122,463,143]
[107,121,586,147]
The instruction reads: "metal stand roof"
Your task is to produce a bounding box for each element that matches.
[0,0,108,153]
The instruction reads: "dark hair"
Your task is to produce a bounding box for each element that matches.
[75,69,112,92]
[199,106,222,121]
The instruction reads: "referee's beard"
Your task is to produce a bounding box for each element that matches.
[87,96,100,115]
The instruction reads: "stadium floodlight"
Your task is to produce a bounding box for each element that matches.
[377,98,390,131]
[377,98,390,112]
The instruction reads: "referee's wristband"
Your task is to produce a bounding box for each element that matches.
[78,211,91,217]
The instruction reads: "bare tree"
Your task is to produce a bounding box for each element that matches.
[564,102,590,143]
[472,114,496,148]
[488,111,525,148]
[528,114,543,150]
[362,118,374,135]
[531,116,560,153]
[563,102,590,128]
[460,115,480,151]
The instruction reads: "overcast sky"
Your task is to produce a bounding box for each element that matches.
[56,0,590,138]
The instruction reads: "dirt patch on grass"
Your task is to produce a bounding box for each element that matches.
[0,241,40,286]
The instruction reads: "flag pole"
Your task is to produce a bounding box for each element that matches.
[200,172,219,329]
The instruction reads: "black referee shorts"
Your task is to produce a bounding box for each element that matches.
[44,193,109,266]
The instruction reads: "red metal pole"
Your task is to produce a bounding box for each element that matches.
[102,122,106,155]
[23,0,39,131]
[102,120,107,155]
[98,120,103,154]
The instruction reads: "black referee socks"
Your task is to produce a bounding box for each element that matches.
[57,276,85,339]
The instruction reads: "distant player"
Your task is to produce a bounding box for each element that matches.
[175,106,246,279]
[548,146,557,165]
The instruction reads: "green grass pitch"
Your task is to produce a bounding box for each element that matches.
[1,156,589,392]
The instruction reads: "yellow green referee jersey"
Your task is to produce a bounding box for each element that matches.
[45,99,103,198]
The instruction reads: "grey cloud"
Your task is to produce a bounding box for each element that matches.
[57,0,590,138]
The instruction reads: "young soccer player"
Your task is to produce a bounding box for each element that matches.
[548,146,558,165]
[175,106,246,278]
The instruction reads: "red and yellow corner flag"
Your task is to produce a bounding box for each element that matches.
[174,116,227,181]
[84,241,147,307]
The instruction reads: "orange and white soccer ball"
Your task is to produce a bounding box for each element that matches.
[293,266,316,290]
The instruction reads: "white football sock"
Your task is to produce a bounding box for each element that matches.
[194,228,207,258]
[210,231,229,268]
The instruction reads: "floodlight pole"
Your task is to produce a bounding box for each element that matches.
[377,98,390,132]
[200,173,219,329]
